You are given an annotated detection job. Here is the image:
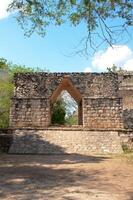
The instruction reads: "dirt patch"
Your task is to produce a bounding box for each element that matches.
[0,154,133,200]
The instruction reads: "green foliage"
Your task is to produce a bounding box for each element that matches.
[0,80,13,128]
[107,64,126,74]
[8,1,133,49]
[0,57,47,128]
[65,115,78,125]
[51,98,78,126]
[0,58,9,70]
[51,100,66,125]
[122,144,133,154]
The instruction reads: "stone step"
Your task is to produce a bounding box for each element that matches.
[9,129,123,154]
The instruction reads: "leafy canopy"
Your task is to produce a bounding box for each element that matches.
[8,0,133,51]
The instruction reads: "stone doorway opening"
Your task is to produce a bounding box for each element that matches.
[50,77,83,126]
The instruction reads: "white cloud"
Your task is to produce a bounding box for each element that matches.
[0,0,13,19]
[123,59,133,71]
[92,45,133,72]
[84,67,92,73]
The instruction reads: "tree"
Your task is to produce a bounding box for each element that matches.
[0,58,47,128]
[51,99,66,125]
[65,113,78,125]
[8,0,133,53]
[60,90,78,125]
[0,75,13,128]
[107,64,127,74]
[60,90,78,117]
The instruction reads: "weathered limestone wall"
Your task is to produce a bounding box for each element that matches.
[8,72,133,155]
[10,98,50,128]
[9,129,123,154]
[10,72,123,129]
[83,98,123,129]
[0,129,13,153]
[121,90,133,110]
[119,73,133,129]
[12,73,119,98]
[1,128,133,154]
[1,72,133,155]
[123,109,133,129]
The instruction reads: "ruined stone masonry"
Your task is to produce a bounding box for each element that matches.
[7,72,133,154]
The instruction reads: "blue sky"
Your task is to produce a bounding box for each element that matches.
[0,17,91,72]
[0,1,133,72]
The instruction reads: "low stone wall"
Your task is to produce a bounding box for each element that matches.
[1,128,133,154]
[119,130,133,152]
[9,129,123,154]
[123,109,133,129]
[0,129,13,153]
[0,129,13,135]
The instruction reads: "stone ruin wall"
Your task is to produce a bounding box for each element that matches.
[83,98,123,129]
[10,72,125,130]
[9,129,123,154]
[119,74,133,129]
[3,72,132,154]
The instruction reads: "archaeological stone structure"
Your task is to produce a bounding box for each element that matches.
[6,72,133,154]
